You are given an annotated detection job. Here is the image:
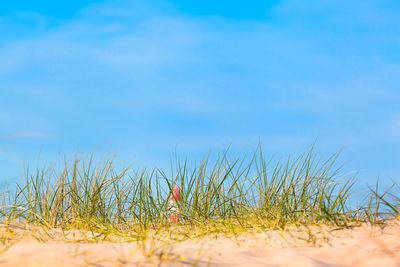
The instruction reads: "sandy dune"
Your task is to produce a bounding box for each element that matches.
[1,220,399,266]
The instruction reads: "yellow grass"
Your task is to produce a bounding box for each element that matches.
[1,219,399,266]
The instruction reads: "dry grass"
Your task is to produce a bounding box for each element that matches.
[0,144,399,266]
[0,219,399,266]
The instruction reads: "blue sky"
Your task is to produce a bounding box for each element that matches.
[1,0,399,189]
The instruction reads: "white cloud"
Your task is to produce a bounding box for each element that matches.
[7,132,51,140]
[0,0,399,183]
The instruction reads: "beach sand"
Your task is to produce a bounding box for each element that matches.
[1,220,399,266]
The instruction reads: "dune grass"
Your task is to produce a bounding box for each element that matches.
[0,144,397,243]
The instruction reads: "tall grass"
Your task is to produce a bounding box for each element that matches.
[0,145,391,237]
[368,181,400,220]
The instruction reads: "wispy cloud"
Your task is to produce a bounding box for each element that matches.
[4,132,51,140]
[0,0,399,183]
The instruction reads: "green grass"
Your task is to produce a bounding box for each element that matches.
[0,144,398,242]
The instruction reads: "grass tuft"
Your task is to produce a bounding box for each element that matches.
[0,144,397,242]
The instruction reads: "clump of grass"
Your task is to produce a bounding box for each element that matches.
[368,181,400,220]
[0,144,392,241]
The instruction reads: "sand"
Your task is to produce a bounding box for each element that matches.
[1,220,399,266]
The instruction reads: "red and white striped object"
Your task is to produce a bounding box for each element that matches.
[168,186,181,224]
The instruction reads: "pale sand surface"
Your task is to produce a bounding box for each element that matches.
[1,220,399,266]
